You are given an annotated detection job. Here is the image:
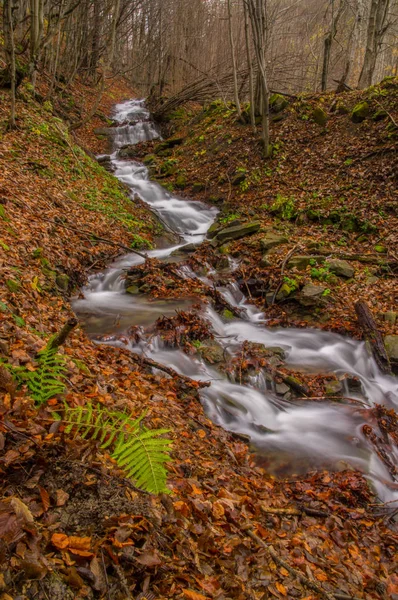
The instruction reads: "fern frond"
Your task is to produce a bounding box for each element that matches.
[28,346,67,405]
[62,404,172,494]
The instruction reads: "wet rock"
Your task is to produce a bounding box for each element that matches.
[299,283,327,306]
[118,145,136,159]
[222,309,235,320]
[267,346,286,359]
[276,382,290,395]
[312,107,328,126]
[197,339,224,364]
[207,222,221,239]
[126,285,140,294]
[214,221,261,244]
[56,274,70,292]
[325,258,355,278]
[288,255,324,270]
[260,231,288,253]
[94,127,112,137]
[325,379,343,396]
[384,335,398,362]
[270,93,289,113]
[97,155,114,172]
[351,101,370,123]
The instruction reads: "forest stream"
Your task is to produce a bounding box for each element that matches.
[73,99,398,505]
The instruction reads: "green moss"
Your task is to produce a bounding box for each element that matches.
[6,279,21,293]
[175,174,187,189]
[351,102,370,123]
[270,93,289,113]
[312,107,328,126]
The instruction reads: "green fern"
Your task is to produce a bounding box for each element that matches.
[62,404,172,494]
[28,345,67,405]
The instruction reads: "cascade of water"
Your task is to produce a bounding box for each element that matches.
[73,99,398,504]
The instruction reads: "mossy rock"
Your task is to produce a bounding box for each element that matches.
[336,102,349,115]
[312,107,328,126]
[175,174,187,189]
[192,182,205,193]
[373,110,388,121]
[55,274,70,292]
[143,154,157,165]
[351,102,370,123]
[270,93,289,113]
[222,309,235,320]
[232,172,246,186]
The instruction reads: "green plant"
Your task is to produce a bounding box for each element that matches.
[28,345,67,405]
[310,265,332,282]
[61,404,172,494]
[270,194,297,220]
[283,276,300,292]
[219,212,240,224]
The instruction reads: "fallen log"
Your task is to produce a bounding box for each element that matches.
[354,301,391,374]
[47,318,78,351]
[129,352,211,389]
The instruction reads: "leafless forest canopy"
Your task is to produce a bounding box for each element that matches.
[2,0,398,101]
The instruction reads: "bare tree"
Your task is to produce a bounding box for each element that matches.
[359,0,392,87]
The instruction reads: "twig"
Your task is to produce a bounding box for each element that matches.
[114,564,132,599]
[271,244,303,305]
[101,549,111,600]
[245,526,336,600]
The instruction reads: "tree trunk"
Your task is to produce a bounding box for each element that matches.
[227,0,242,119]
[358,0,391,88]
[245,0,271,156]
[321,0,345,92]
[244,0,256,131]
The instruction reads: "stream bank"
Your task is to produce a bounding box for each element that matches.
[0,81,397,599]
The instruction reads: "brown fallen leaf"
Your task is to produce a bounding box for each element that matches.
[135,552,162,567]
[39,487,51,512]
[183,590,209,600]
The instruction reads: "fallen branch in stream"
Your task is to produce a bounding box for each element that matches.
[354,300,391,374]
[129,352,211,389]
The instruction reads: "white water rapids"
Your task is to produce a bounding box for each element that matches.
[73,99,398,504]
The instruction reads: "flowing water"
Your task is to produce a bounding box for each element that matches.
[73,99,398,504]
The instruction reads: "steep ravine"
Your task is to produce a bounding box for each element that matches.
[74,99,398,505]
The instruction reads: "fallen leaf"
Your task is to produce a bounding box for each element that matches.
[135,552,162,567]
[39,487,51,512]
[275,582,287,596]
[183,590,209,600]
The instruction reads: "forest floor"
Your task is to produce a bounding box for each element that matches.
[0,75,397,600]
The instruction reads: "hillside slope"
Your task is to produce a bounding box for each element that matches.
[0,78,397,600]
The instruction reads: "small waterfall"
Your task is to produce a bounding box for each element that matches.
[73,99,398,504]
